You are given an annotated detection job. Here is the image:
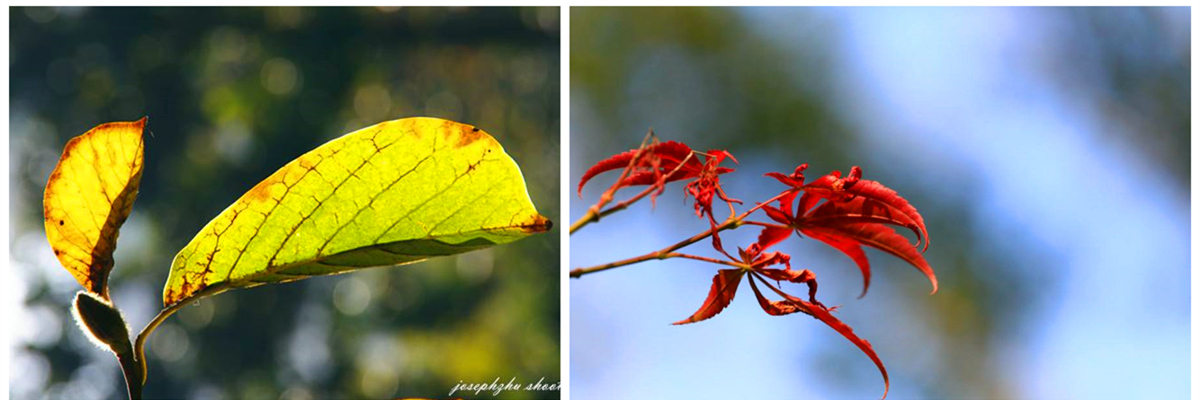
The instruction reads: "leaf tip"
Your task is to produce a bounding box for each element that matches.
[520,214,553,234]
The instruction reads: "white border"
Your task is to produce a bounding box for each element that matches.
[559,6,572,400]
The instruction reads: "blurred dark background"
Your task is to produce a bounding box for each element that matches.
[569,7,1188,400]
[10,7,560,400]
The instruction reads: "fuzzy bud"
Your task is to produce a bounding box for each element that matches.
[71,291,132,355]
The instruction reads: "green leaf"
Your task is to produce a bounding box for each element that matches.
[163,117,551,307]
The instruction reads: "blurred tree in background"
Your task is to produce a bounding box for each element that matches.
[570,7,1188,400]
[11,7,560,400]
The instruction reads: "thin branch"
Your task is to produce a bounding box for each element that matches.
[130,283,227,389]
[665,252,748,269]
[583,152,694,227]
[570,190,794,278]
[742,220,791,229]
[569,130,656,234]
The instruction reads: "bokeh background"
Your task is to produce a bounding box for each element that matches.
[570,7,1188,400]
[10,7,560,400]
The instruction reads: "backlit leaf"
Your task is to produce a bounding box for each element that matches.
[673,268,745,325]
[803,229,872,298]
[747,275,803,316]
[777,289,889,399]
[576,141,733,196]
[843,180,929,252]
[43,118,146,299]
[804,177,929,252]
[163,117,551,307]
[806,196,923,248]
[803,222,937,294]
[577,141,695,195]
[748,274,890,399]
[755,226,792,251]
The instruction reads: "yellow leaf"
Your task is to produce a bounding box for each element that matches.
[43,118,146,299]
[163,117,550,307]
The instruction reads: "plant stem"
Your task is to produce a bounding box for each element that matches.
[125,283,226,397]
[568,206,602,234]
[742,220,791,229]
[569,218,735,277]
[117,351,142,400]
[666,253,747,269]
[569,190,794,278]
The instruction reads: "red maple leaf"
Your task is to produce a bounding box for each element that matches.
[684,150,741,256]
[576,141,734,200]
[672,232,800,326]
[747,273,890,399]
[673,234,890,398]
[578,141,741,254]
[762,165,936,297]
[670,268,746,325]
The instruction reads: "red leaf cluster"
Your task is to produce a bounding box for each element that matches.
[674,216,894,398]
[577,140,934,399]
[763,165,936,297]
[674,164,932,399]
[576,141,733,201]
[578,140,740,254]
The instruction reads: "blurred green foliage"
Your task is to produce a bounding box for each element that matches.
[571,8,850,169]
[11,7,559,400]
